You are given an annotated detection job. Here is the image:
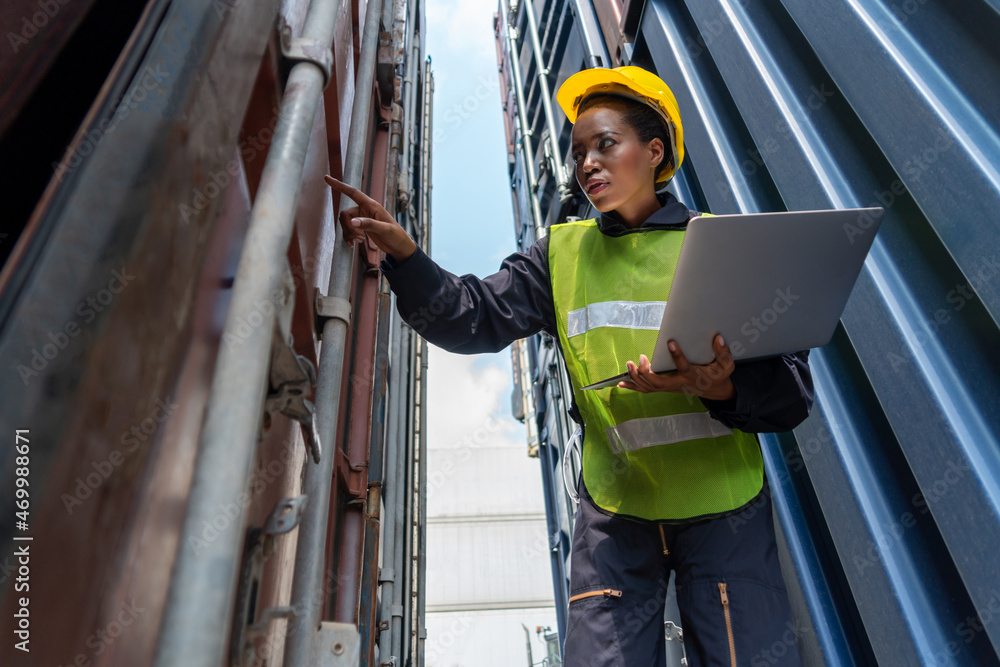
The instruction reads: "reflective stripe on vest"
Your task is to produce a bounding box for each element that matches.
[567,300,666,337]
[548,217,763,522]
[606,412,735,454]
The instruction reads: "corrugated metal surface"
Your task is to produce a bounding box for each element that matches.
[0,0,433,664]
[495,0,1000,664]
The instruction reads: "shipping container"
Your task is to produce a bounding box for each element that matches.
[494,0,1000,665]
[0,0,433,665]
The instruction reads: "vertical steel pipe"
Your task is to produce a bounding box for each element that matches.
[359,280,393,666]
[389,324,412,657]
[377,306,405,662]
[282,0,386,663]
[376,3,420,655]
[399,0,422,239]
[402,328,418,663]
[414,58,433,667]
[519,0,572,203]
[332,102,393,631]
[569,0,610,68]
[414,335,429,667]
[406,320,427,666]
[151,1,342,665]
[500,0,547,239]
[359,97,404,667]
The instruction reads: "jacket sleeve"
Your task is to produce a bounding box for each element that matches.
[699,350,814,433]
[379,237,557,354]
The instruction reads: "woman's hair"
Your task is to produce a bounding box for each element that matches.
[577,93,674,181]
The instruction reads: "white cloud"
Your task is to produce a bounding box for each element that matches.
[426,0,499,60]
[426,345,523,451]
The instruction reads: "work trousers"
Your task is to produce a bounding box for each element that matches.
[562,474,802,666]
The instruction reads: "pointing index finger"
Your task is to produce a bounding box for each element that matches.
[325,175,369,204]
[326,174,392,221]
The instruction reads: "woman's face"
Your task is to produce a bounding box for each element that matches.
[570,105,663,213]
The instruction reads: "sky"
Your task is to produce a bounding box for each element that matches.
[421,0,559,664]
[421,0,521,450]
[424,0,518,275]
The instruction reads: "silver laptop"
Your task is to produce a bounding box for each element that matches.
[581,207,884,390]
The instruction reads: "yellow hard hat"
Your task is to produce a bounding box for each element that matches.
[556,66,684,183]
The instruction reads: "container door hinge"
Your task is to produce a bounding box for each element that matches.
[334,445,367,503]
[262,261,321,463]
[230,496,307,665]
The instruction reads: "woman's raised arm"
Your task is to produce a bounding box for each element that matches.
[327,175,556,355]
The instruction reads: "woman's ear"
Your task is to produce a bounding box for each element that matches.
[648,137,666,175]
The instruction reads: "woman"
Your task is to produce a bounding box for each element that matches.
[327,65,812,666]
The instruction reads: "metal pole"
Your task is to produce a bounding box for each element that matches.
[402,325,417,660]
[359,100,404,667]
[400,2,421,240]
[359,279,392,667]
[500,0,547,239]
[381,10,421,657]
[282,0,386,663]
[407,332,422,662]
[152,1,341,665]
[569,0,609,69]
[415,57,433,667]
[389,324,412,657]
[414,335,429,667]
[519,0,572,203]
[378,306,405,662]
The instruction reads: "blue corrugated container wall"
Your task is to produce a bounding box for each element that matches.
[494,0,1000,665]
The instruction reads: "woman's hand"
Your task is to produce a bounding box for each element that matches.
[325,175,417,262]
[617,334,736,400]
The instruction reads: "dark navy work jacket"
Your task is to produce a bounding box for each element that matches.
[379,191,814,434]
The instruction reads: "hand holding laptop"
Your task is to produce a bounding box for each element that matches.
[617,334,736,400]
[582,206,884,391]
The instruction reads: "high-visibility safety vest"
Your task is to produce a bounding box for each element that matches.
[549,218,764,522]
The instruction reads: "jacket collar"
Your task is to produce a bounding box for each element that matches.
[595,190,692,236]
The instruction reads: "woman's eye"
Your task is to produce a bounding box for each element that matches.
[572,140,613,163]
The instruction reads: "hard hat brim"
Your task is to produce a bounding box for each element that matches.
[557,67,684,183]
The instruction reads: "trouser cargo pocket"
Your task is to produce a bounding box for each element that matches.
[568,588,623,603]
[564,586,625,666]
[675,577,802,667]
